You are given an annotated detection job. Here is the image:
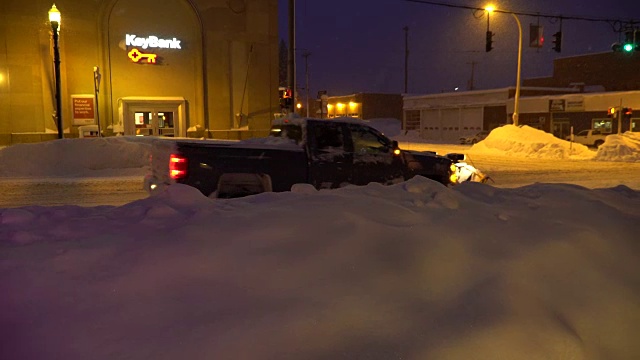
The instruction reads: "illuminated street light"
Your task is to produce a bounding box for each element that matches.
[49,4,63,139]
[485,4,522,126]
[511,13,523,127]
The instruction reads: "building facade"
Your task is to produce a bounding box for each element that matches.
[0,0,279,145]
[508,91,640,139]
[523,52,640,92]
[314,93,403,121]
[403,87,578,142]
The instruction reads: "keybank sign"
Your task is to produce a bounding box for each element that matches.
[125,34,182,49]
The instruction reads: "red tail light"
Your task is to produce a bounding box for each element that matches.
[169,154,188,179]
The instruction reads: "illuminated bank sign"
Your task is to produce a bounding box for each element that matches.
[125,34,181,49]
[125,34,182,64]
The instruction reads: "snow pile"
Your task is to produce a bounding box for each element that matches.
[594,131,640,162]
[471,125,595,159]
[0,136,152,177]
[1,178,639,359]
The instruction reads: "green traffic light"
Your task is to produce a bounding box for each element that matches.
[623,43,634,52]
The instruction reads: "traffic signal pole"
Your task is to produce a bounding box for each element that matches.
[618,99,623,134]
[287,0,296,114]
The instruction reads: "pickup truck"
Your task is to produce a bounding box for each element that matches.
[566,129,608,148]
[144,117,459,198]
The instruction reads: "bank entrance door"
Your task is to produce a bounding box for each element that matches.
[132,108,176,137]
[120,97,186,137]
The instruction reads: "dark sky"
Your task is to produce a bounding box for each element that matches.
[279,0,639,97]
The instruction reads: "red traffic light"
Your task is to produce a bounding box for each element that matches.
[623,107,633,116]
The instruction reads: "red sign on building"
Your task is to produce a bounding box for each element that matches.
[71,95,95,125]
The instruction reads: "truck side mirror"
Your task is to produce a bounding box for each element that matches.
[391,140,401,156]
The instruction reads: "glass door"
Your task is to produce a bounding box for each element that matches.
[132,109,176,137]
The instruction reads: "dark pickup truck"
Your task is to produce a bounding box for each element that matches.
[144,117,458,198]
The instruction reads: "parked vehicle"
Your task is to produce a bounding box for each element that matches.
[144,117,460,198]
[459,130,489,144]
[565,129,608,148]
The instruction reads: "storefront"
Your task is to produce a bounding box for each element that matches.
[0,0,279,145]
[509,91,640,138]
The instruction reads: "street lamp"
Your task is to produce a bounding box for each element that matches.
[49,4,63,139]
[485,5,522,126]
[511,13,522,127]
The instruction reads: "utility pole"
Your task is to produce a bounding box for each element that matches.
[287,0,296,114]
[302,50,311,117]
[404,26,409,93]
[467,61,477,90]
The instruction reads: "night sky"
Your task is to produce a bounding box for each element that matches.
[279,0,639,97]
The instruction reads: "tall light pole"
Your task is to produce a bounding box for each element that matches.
[287,0,296,115]
[404,26,409,93]
[302,50,311,117]
[511,13,522,127]
[49,4,63,139]
[485,5,522,126]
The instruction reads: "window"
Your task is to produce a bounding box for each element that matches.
[592,119,612,133]
[349,124,390,154]
[270,124,302,144]
[314,124,344,150]
[405,110,420,130]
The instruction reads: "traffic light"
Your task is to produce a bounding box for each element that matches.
[623,31,637,52]
[607,107,616,117]
[529,25,544,48]
[552,32,562,53]
[485,31,494,52]
[612,30,638,52]
[622,107,633,116]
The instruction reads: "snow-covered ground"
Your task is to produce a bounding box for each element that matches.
[1,124,640,359]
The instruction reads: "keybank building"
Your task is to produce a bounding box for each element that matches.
[0,0,279,145]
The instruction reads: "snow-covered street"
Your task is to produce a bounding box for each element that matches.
[1,124,639,359]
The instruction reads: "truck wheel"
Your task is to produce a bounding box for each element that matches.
[215,173,273,199]
[594,140,604,148]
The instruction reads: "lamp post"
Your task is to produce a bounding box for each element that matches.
[511,13,522,127]
[485,5,522,126]
[49,4,63,139]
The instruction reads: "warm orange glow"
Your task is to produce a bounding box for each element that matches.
[485,4,495,13]
[348,101,356,108]
[393,149,401,155]
[296,103,302,109]
[48,4,61,25]
[327,104,334,109]
[337,103,345,109]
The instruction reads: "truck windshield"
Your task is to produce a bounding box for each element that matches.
[270,124,303,144]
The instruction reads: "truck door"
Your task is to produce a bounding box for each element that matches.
[347,123,403,186]
[307,121,352,189]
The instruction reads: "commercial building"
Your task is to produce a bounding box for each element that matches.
[403,87,578,142]
[316,93,403,121]
[404,51,640,142]
[0,0,279,145]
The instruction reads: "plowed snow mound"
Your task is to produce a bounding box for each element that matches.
[470,125,595,160]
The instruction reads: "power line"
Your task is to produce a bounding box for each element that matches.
[403,0,640,26]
